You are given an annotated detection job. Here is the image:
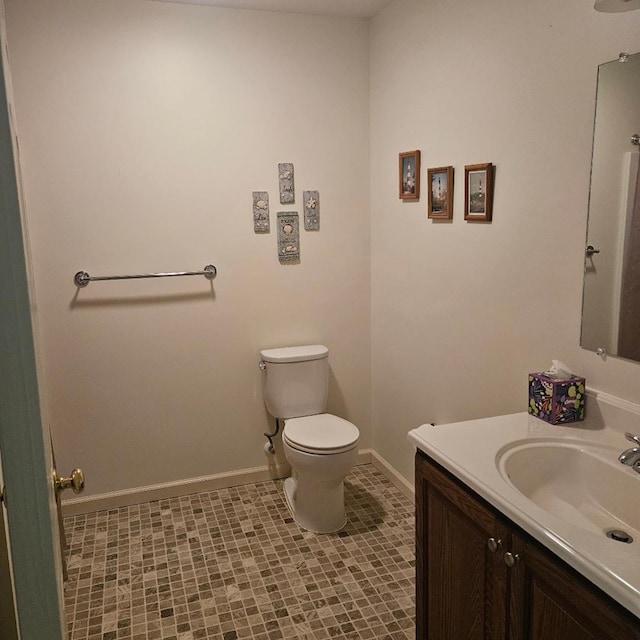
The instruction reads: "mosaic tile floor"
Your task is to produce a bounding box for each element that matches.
[63,464,416,640]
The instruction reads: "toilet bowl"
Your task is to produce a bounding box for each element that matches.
[259,345,360,534]
[282,413,359,533]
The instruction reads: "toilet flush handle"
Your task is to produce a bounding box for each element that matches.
[258,361,267,371]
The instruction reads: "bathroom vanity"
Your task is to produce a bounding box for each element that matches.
[409,393,640,639]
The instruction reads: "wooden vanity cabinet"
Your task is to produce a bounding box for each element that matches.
[416,450,640,640]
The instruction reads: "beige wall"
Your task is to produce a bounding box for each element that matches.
[370,0,640,482]
[4,0,372,496]
[6,0,640,496]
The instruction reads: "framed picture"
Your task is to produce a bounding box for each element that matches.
[427,166,454,220]
[399,150,421,200]
[464,163,494,221]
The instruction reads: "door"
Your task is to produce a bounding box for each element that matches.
[0,15,67,640]
[0,458,19,640]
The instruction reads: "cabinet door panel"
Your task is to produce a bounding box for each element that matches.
[416,452,509,640]
[508,533,640,640]
[426,489,489,639]
[529,584,598,639]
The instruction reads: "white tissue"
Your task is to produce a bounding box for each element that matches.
[546,359,573,379]
[264,442,275,455]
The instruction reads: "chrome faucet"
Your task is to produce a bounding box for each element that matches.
[618,433,640,473]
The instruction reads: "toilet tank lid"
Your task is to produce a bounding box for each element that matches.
[260,344,328,363]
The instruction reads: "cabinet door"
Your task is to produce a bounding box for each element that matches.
[508,532,640,640]
[416,452,510,640]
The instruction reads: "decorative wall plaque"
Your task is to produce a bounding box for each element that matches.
[277,212,300,263]
[303,190,320,231]
[252,191,270,233]
[278,163,295,204]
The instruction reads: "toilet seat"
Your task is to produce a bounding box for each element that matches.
[283,413,359,455]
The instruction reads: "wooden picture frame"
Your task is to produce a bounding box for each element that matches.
[399,150,421,200]
[427,166,454,220]
[464,163,494,221]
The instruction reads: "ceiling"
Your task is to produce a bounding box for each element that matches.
[150,0,392,18]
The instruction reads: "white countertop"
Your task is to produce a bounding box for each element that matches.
[408,398,640,618]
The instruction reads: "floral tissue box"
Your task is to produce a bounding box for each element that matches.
[528,372,586,424]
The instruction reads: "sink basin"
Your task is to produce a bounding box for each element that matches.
[498,441,640,537]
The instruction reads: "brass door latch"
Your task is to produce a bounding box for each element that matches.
[53,468,85,496]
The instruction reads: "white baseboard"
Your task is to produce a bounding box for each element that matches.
[355,449,372,466]
[367,449,415,503]
[62,448,411,516]
[62,465,276,517]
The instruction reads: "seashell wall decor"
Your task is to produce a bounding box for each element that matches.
[277,212,300,263]
[252,191,270,233]
[303,190,319,231]
[278,163,295,204]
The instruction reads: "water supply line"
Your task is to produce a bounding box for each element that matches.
[264,418,280,455]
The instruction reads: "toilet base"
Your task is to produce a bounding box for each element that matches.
[283,475,347,534]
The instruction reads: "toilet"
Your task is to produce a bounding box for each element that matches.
[259,344,359,533]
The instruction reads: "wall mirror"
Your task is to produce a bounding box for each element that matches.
[581,51,640,362]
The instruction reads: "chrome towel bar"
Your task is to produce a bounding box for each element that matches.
[74,264,217,288]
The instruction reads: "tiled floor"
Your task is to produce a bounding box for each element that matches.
[63,464,416,640]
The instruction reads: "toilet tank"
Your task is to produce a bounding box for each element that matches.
[260,345,329,419]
